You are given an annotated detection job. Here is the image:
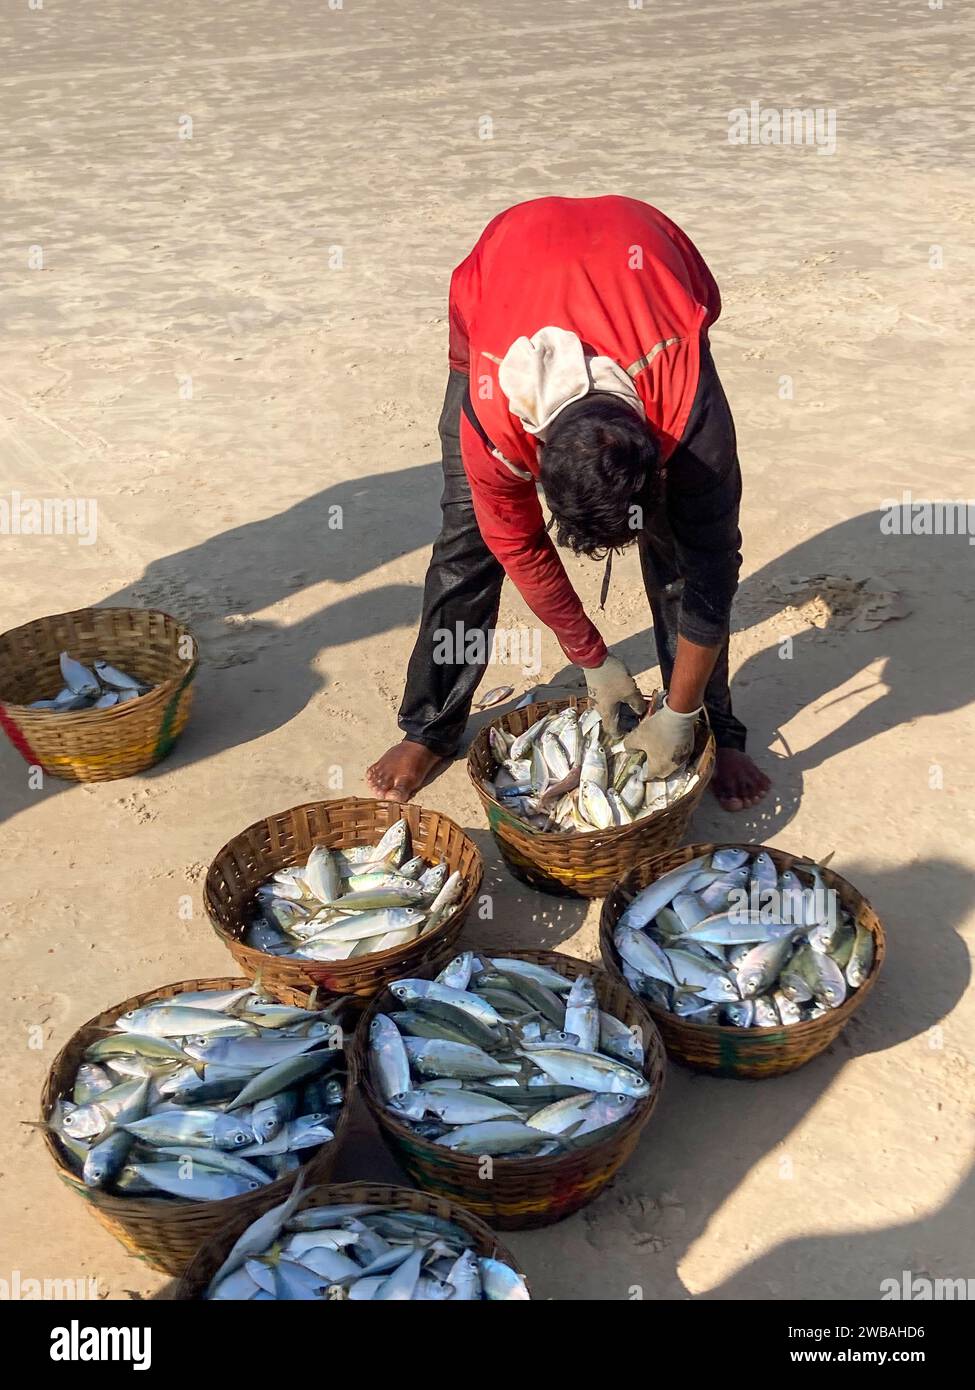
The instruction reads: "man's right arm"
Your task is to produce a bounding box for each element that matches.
[460,411,608,670]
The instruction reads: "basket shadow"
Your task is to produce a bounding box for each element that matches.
[500,855,973,1300]
[457,824,593,950]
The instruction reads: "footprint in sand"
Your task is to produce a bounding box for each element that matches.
[583,1188,687,1253]
[115,790,157,824]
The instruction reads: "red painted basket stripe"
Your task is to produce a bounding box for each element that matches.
[0,703,42,769]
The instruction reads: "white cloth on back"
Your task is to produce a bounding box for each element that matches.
[497,325,645,439]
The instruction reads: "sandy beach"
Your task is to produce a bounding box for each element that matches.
[1,0,973,1300]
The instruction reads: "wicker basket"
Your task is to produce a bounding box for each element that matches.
[353,948,666,1229]
[205,798,483,1004]
[0,607,197,782]
[171,1181,531,1299]
[40,976,356,1276]
[599,842,886,1079]
[468,695,714,898]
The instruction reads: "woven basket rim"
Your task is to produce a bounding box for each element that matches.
[0,605,198,714]
[204,796,483,970]
[354,946,665,1170]
[467,693,715,845]
[40,974,356,1216]
[599,841,886,1042]
[172,1179,532,1299]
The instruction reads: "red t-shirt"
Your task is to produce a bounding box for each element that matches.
[448,195,720,667]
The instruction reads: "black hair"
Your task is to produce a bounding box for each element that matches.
[539,394,660,558]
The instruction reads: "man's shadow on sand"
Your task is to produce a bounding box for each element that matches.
[2,501,972,841]
[503,854,973,1300]
[545,510,975,843]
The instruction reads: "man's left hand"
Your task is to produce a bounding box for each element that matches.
[624,698,701,778]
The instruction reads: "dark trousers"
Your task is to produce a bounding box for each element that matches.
[398,368,747,757]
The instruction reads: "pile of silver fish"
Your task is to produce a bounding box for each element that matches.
[483,705,699,833]
[46,986,346,1198]
[30,651,151,711]
[369,953,649,1155]
[245,819,465,963]
[205,1181,530,1300]
[613,848,876,1028]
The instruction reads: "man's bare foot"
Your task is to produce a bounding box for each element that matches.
[366,739,445,802]
[711,748,770,812]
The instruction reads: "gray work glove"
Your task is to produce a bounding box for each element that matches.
[582,655,647,739]
[623,697,701,778]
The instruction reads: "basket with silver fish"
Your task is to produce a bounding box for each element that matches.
[173,1180,531,1300]
[600,842,885,1079]
[205,798,483,1002]
[354,948,665,1229]
[0,606,197,781]
[40,977,356,1276]
[468,695,714,897]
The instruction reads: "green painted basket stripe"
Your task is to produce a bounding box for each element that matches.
[152,662,197,760]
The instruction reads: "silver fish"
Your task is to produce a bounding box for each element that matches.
[135,1162,262,1201]
[564,975,599,1052]
[517,1043,649,1097]
[116,1005,257,1039]
[93,660,144,691]
[580,780,613,830]
[303,845,342,902]
[487,958,571,993]
[479,1258,530,1300]
[226,1049,342,1111]
[598,1011,644,1066]
[435,1120,556,1154]
[478,685,514,708]
[711,848,751,871]
[846,924,875,989]
[526,1092,598,1135]
[387,979,502,1032]
[616,858,709,929]
[510,714,548,761]
[436,952,474,992]
[369,1014,411,1102]
[735,934,799,999]
[59,651,99,697]
[614,926,677,987]
[569,1092,636,1137]
[665,948,740,1003]
[403,1039,520,1080]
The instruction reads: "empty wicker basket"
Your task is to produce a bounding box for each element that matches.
[171,1181,531,1299]
[468,695,714,898]
[205,798,483,1003]
[40,976,356,1276]
[0,606,197,782]
[354,948,666,1229]
[600,842,886,1079]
